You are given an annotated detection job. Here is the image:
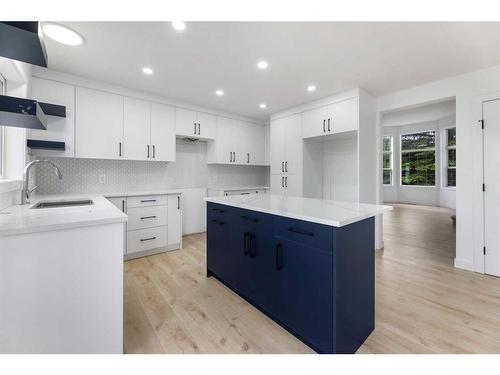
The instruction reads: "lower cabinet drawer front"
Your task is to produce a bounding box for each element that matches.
[127,206,167,231]
[207,202,234,223]
[127,195,168,208]
[127,227,167,254]
[273,216,333,252]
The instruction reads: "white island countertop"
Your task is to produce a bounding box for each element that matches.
[0,194,127,238]
[204,194,392,227]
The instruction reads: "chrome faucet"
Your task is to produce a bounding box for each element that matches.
[22,160,63,204]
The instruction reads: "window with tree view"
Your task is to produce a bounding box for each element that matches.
[401,131,436,186]
[446,127,456,187]
[383,135,393,185]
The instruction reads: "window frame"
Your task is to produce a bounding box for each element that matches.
[443,126,456,189]
[382,134,393,186]
[0,73,5,179]
[399,129,437,187]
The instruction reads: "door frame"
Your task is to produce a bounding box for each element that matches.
[473,92,500,274]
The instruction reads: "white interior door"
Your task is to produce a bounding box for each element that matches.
[483,99,500,277]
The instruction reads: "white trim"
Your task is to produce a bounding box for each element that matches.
[382,134,393,186]
[0,73,5,179]
[454,258,475,272]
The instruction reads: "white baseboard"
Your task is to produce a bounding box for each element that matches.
[454,258,475,272]
[376,240,384,250]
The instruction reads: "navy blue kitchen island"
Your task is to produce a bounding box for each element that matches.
[204,194,391,354]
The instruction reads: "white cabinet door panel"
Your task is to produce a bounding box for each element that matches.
[215,117,234,163]
[124,97,150,161]
[284,174,303,197]
[232,120,248,164]
[127,206,167,231]
[271,174,285,195]
[167,194,182,245]
[327,97,358,134]
[151,103,176,161]
[127,227,167,254]
[284,114,303,175]
[197,112,216,139]
[302,106,327,139]
[175,108,198,137]
[270,118,285,175]
[76,87,124,159]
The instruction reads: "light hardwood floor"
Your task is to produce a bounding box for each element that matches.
[124,204,500,354]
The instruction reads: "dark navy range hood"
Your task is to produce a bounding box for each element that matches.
[0,22,48,67]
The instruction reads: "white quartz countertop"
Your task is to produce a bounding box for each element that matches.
[103,189,183,197]
[0,194,127,238]
[207,186,270,192]
[204,194,392,227]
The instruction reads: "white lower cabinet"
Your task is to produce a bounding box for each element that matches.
[107,193,182,260]
[271,174,302,196]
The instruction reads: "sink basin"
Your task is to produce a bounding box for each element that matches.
[31,199,94,209]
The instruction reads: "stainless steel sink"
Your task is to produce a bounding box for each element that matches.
[31,199,94,209]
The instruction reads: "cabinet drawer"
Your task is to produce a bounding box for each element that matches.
[273,216,333,252]
[127,195,167,208]
[233,207,273,233]
[127,226,167,254]
[207,202,235,223]
[127,206,167,231]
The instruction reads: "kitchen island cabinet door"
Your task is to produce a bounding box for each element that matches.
[271,238,334,353]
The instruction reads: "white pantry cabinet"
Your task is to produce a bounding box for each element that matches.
[302,97,358,139]
[28,77,75,157]
[270,114,303,175]
[76,87,124,159]
[207,117,265,165]
[175,107,216,139]
[123,97,151,161]
[150,103,176,162]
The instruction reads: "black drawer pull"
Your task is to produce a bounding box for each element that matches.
[140,199,156,203]
[140,236,156,242]
[240,192,250,195]
[140,215,157,220]
[249,234,256,258]
[244,232,250,256]
[288,227,314,236]
[242,215,259,223]
[276,243,283,270]
[211,208,225,213]
[211,219,225,225]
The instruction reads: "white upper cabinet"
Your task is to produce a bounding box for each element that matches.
[302,106,328,139]
[212,116,234,163]
[124,97,151,161]
[327,97,358,134]
[270,118,285,174]
[175,108,215,140]
[150,103,176,162]
[270,114,302,175]
[76,87,124,160]
[302,97,358,139]
[29,77,75,158]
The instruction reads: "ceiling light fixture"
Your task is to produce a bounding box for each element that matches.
[257,61,268,70]
[307,85,317,92]
[41,23,84,46]
[142,67,153,75]
[215,90,224,96]
[259,103,267,109]
[171,21,186,31]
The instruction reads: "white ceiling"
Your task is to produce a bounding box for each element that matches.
[41,22,500,121]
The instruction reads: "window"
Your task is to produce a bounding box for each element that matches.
[0,73,5,179]
[400,131,436,186]
[383,135,393,185]
[445,127,456,187]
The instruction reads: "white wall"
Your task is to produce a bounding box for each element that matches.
[382,117,456,208]
[376,63,500,273]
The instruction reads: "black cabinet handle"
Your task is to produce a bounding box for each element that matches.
[152,145,155,158]
[242,215,259,223]
[285,176,288,188]
[177,196,180,209]
[197,123,201,135]
[140,199,156,203]
[285,161,288,172]
[211,219,225,225]
[249,234,256,258]
[323,119,326,132]
[140,236,156,242]
[281,176,284,188]
[244,232,250,256]
[211,208,225,213]
[194,123,197,134]
[288,227,314,236]
[140,215,156,220]
[281,161,284,172]
[119,142,122,157]
[276,243,283,270]
[121,199,125,212]
[247,153,250,164]
[240,192,250,195]
[328,118,331,132]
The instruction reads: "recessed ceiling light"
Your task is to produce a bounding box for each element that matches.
[142,67,153,75]
[257,61,268,70]
[259,103,267,109]
[215,90,224,96]
[307,85,317,92]
[172,21,186,31]
[42,23,84,46]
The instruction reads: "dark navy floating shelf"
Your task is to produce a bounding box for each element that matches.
[38,102,66,118]
[0,22,48,67]
[27,139,66,151]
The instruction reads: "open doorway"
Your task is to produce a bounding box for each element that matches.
[380,99,456,264]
